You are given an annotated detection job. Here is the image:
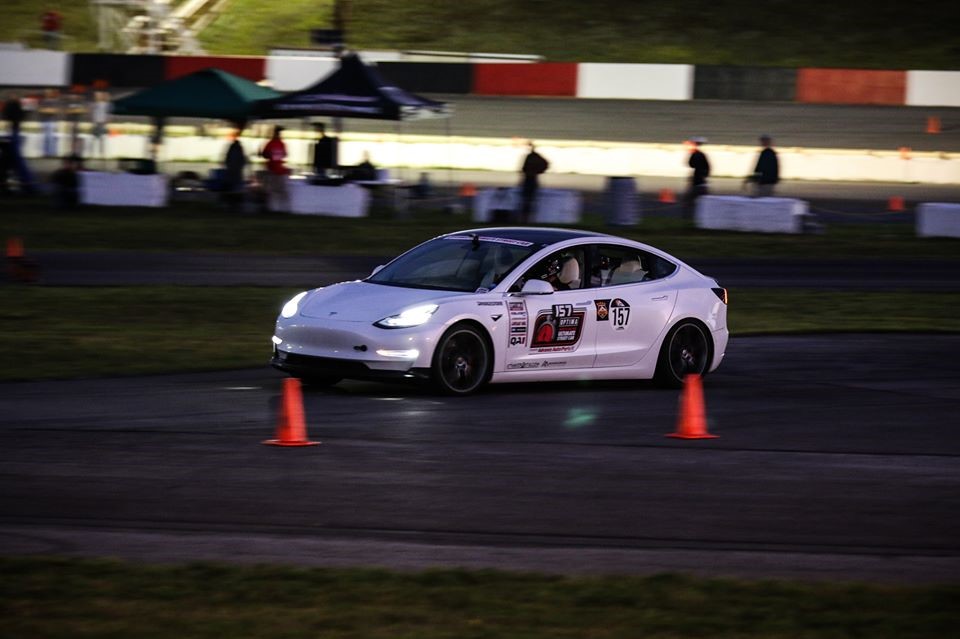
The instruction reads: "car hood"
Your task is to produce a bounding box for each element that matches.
[299,281,466,322]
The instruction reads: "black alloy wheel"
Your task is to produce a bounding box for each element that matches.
[655,320,710,388]
[433,323,491,395]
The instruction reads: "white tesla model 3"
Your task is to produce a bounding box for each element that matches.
[272,227,728,394]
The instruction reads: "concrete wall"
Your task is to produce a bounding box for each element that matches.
[2,49,959,108]
[906,70,960,107]
[577,63,693,100]
[17,129,960,184]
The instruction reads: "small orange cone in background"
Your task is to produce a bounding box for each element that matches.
[7,237,24,259]
[926,116,941,134]
[264,378,320,447]
[658,188,677,204]
[887,195,906,212]
[6,237,39,283]
[666,374,718,439]
[459,182,477,198]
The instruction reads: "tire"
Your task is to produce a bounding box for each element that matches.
[432,323,492,395]
[654,320,711,388]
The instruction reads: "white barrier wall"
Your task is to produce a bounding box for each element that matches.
[916,202,960,238]
[265,56,338,91]
[906,71,960,107]
[577,63,694,100]
[695,196,809,234]
[16,131,960,185]
[0,50,69,87]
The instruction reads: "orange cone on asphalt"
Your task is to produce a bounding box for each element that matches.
[658,188,677,204]
[666,374,717,439]
[887,196,906,212]
[263,378,320,447]
[7,237,24,259]
[926,116,941,134]
[6,237,39,283]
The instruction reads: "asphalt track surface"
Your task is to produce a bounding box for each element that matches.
[1,334,959,583]
[4,98,960,583]
[183,96,960,152]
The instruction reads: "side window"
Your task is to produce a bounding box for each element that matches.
[510,248,585,292]
[586,245,677,288]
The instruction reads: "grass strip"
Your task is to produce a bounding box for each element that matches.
[1,286,958,381]
[3,198,959,259]
[4,0,957,69]
[1,557,957,639]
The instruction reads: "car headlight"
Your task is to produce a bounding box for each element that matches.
[280,291,308,319]
[374,303,438,329]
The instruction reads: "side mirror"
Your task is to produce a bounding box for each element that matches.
[519,279,554,295]
[370,264,385,277]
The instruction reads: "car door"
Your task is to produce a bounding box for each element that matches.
[586,244,679,368]
[503,247,598,372]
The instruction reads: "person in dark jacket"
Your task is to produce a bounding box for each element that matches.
[685,136,710,219]
[519,141,549,224]
[311,123,338,177]
[748,134,780,197]
[222,129,247,210]
[2,94,37,194]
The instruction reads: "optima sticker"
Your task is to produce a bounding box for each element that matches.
[531,304,584,352]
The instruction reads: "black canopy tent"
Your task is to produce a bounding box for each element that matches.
[254,52,451,121]
[255,52,454,188]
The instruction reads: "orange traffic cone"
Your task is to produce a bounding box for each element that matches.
[887,196,906,212]
[6,237,39,283]
[666,374,717,439]
[263,378,320,447]
[926,116,941,134]
[7,237,24,259]
[658,188,677,204]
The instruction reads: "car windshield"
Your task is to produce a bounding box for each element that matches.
[367,235,541,292]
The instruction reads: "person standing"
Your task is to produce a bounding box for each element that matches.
[222,129,247,211]
[40,10,63,49]
[90,91,111,159]
[2,94,37,194]
[261,126,290,212]
[685,136,710,219]
[311,122,338,178]
[64,86,87,157]
[38,88,61,158]
[519,141,549,224]
[749,134,780,197]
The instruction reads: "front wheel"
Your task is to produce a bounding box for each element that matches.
[432,323,491,395]
[654,320,711,388]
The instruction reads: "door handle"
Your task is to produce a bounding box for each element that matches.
[651,295,669,301]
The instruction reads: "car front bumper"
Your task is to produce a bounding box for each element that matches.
[271,347,432,381]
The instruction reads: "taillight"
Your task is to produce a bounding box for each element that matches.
[711,287,728,304]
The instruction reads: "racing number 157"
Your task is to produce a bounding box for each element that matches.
[612,306,629,327]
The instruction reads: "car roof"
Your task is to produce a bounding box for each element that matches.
[444,227,610,246]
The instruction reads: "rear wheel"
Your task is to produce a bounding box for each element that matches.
[654,320,711,388]
[432,323,491,395]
